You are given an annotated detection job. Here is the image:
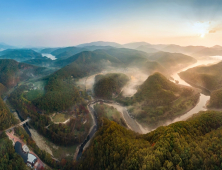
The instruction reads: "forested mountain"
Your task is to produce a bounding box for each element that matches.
[192,45,222,57]
[161,44,205,55]
[78,111,222,170]
[0,98,16,130]
[136,45,160,53]
[94,73,129,99]
[134,72,181,103]
[0,59,45,88]
[94,103,127,127]
[142,61,167,75]
[40,47,60,53]
[0,43,14,50]
[22,57,53,66]
[77,41,122,48]
[179,61,222,91]
[123,42,151,49]
[101,48,149,66]
[40,46,197,76]
[147,51,197,73]
[50,46,88,60]
[0,49,42,62]
[208,88,222,108]
[54,50,120,67]
[117,72,199,127]
[0,133,26,170]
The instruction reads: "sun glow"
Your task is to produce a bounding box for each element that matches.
[191,22,210,38]
[200,33,205,38]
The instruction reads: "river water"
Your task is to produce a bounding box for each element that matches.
[164,59,221,125]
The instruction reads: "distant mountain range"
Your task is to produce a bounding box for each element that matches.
[2,41,222,60]
[0,43,15,51]
[77,41,122,48]
[0,49,43,62]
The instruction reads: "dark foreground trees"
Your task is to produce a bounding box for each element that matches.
[77,111,222,170]
[0,133,26,170]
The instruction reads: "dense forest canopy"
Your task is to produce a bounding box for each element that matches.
[94,73,129,99]
[0,59,45,88]
[208,88,222,108]
[0,98,16,130]
[179,61,222,109]
[117,72,199,128]
[179,61,222,91]
[147,51,197,73]
[0,49,42,62]
[0,133,26,170]
[78,111,222,170]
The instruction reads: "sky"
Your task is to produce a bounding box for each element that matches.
[1,0,222,47]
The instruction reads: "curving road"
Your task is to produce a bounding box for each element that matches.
[76,99,145,160]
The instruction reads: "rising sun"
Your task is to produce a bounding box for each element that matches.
[200,33,205,38]
[191,21,210,38]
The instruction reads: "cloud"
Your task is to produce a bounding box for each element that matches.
[208,25,222,33]
[209,29,217,33]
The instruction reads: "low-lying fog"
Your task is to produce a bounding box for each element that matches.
[42,53,56,60]
[76,67,149,97]
[77,56,222,134]
[171,57,222,86]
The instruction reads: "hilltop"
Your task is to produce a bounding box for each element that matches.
[0,59,45,88]
[179,61,222,91]
[117,72,199,128]
[208,88,222,108]
[94,73,129,99]
[147,51,197,73]
[0,49,42,62]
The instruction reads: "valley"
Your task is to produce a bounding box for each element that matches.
[1,42,222,170]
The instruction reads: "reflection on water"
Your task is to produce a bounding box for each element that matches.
[164,94,209,126]
[171,59,221,87]
[168,58,221,124]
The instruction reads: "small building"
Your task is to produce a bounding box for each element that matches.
[22,145,29,153]
[27,153,38,167]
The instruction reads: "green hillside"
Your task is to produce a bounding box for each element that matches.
[102,48,148,67]
[31,50,119,112]
[33,75,83,113]
[51,46,88,59]
[117,72,199,127]
[147,51,197,73]
[54,50,120,67]
[0,59,45,88]
[179,61,222,91]
[78,111,222,170]
[0,49,42,61]
[94,73,129,99]
[142,60,168,75]
[134,72,180,103]
[0,98,16,130]
[0,133,26,170]
[94,103,127,127]
[23,57,52,67]
[208,88,222,108]
[40,47,59,53]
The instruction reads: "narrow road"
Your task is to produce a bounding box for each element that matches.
[76,99,145,160]
[105,103,142,133]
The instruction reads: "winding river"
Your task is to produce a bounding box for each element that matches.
[77,58,222,159]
